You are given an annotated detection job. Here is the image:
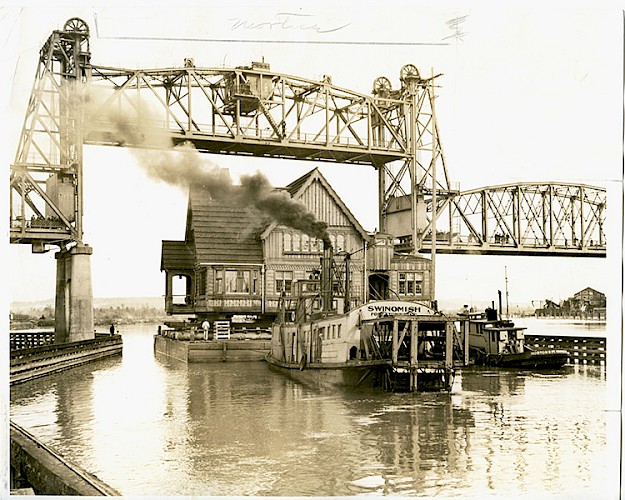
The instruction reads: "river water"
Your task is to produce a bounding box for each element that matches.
[9,321,620,498]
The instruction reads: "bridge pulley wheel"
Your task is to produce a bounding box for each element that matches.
[64,18,89,34]
[372,76,392,98]
[400,64,420,82]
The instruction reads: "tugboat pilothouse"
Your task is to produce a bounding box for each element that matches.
[266,240,464,392]
[467,307,569,369]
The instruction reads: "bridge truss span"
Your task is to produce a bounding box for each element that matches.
[85,61,410,166]
[401,182,607,257]
[9,18,607,262]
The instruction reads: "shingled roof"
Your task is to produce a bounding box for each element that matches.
[160,240,194,271]
[187,184,266,264]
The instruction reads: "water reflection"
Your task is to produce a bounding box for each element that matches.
[10,325,613,497]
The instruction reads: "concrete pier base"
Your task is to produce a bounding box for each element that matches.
[55,245,94,344]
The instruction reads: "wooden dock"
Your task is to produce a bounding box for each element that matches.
[525,334,606,365]
[10,335,123,385]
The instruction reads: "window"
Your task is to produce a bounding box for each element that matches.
[398,272,423,296]
[215,270,223,294]
[311,238,319,253]
[225,270,251,294]
[283,233,292,252]
[330,234,336,249]
[337,324,342,339]
[320,326,326,339]
[197,268,207,295]
[337,234,345,252]
[275,270,293,295]
[284,233,323,254]
[252,270,259,294]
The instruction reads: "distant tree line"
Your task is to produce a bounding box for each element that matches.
[10,304,166,329]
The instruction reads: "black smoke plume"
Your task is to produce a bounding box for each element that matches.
[84,91,331,244]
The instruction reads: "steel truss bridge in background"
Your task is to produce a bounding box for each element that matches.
[401,182,606,257]
[10,18,606,259]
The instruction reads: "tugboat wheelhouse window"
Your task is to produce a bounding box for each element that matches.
[398,272,423,295]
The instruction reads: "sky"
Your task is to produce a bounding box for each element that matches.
[1,3,622,314]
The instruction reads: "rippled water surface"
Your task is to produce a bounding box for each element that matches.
[10,323,618,497]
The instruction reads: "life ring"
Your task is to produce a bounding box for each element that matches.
[299,354,307,371]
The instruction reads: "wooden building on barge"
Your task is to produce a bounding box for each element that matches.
[160,168,433,329]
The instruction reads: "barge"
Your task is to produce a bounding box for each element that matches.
[154,324,271,363]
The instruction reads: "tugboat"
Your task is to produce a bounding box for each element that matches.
[466,307,569,368]
[266,243,463,392]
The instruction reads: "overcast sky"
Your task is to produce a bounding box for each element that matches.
[1,4,622,313]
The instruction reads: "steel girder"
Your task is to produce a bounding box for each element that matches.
[10,18,91,249]
[9,20,608,261]
[83,62,410,166]
[397,183,607,257]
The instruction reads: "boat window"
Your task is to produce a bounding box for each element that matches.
[398,272,423,296]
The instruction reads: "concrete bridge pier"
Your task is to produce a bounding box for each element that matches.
[55,245,94,344]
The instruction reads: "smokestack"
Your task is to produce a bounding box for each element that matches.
[320,240,333,313]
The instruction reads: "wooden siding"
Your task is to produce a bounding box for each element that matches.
[298,180,352,227]
[388,255,432,301]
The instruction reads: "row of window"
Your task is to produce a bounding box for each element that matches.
[215,269,260,294]
[283,232,346,253]
[398,272,423,295]
[317,323,342,340]
[195,268,423,297]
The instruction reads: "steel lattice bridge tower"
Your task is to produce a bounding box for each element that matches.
[9,19,607,338]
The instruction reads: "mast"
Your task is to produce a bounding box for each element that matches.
[505,266,509,318]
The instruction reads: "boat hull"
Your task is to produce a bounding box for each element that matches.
[476,349,569,369]
[266,357,454,392]
[266,357,387,390]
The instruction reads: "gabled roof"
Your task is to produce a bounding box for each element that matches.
[261,168,369,240]
[188,184,266,264]
[574,287,604,297]
[161,240,194,271]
